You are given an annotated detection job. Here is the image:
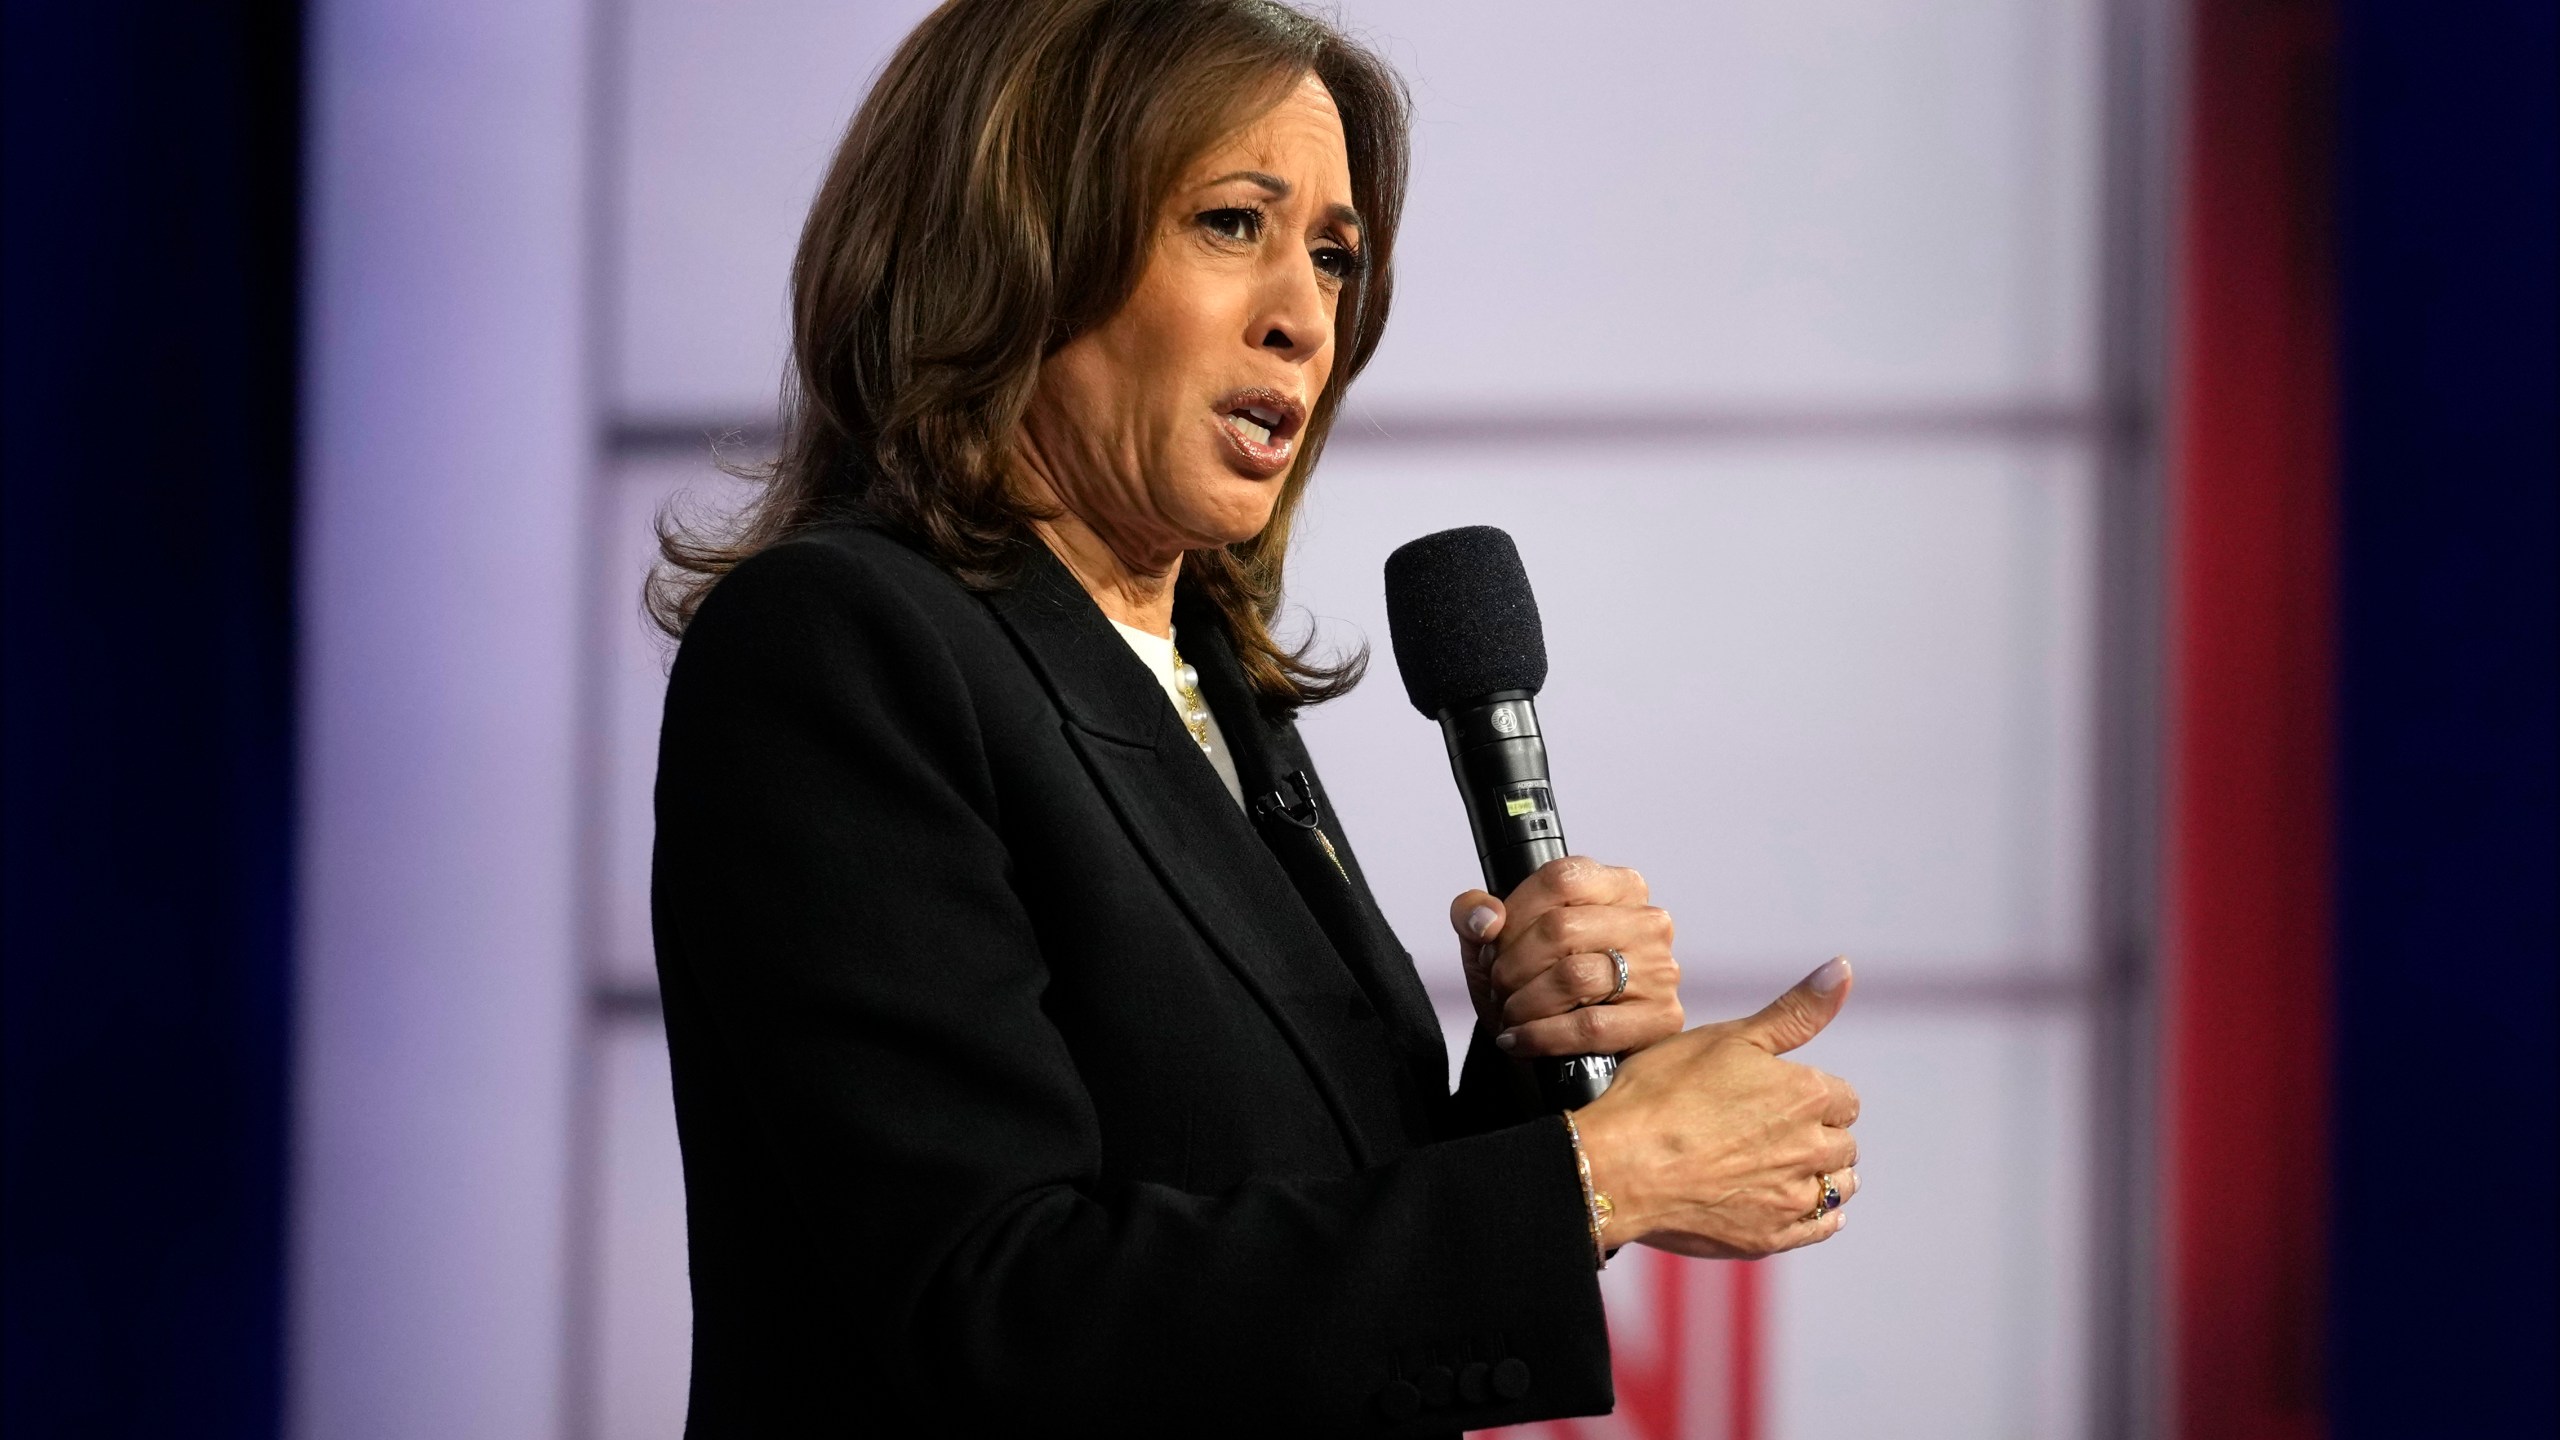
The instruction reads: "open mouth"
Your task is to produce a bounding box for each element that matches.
[1217,388,1305,452]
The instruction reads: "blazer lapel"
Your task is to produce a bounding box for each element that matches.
[978,549,1407,1165]
[1175,596,1451,1127]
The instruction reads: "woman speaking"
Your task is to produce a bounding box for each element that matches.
[649,0,1863,1433]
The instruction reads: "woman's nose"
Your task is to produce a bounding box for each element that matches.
[1252,262,1329,364]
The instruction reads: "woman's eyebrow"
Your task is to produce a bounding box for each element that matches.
[1199,169,1365,234]
[1203,168,1290,194]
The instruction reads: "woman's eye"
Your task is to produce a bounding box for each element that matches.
[1198,207,1262,243]
[1314,244,1362,282]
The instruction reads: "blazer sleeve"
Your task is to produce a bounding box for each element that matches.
[653,539,1611,1435]
[1446,1022,1555,1137]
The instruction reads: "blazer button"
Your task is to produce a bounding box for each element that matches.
[1375,1380,1422,1421]
[1458,1361,1491,1405]
[1492,1357,1533,1401]
[1418,1365,1456,1408]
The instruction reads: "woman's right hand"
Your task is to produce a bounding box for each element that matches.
[1572,957,1862,1260]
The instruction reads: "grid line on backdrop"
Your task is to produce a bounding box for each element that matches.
[562,0,634,1432]
[2083,0,2179,1433]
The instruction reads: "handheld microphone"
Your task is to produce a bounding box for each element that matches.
[1383,526,1617,1110]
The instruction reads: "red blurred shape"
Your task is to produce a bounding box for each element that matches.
[2169,1,2337,1437]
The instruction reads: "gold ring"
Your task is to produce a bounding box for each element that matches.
[1803,1172,1843,1223]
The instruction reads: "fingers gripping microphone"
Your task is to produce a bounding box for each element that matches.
[1383,526,1617,1110]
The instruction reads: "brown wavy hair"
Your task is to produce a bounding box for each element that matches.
[648,0,1408,706]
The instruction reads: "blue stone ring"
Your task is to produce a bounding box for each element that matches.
[1805,1173,1844,1223]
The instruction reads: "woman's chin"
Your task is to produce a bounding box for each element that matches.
[1175,474,1286,550]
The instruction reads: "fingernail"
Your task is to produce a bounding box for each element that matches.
[1494,1029,1519,1052]
[1808,956,1851,995]
[1466,905,1498,939]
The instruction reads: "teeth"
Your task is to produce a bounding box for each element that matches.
[1229,415,1273,445]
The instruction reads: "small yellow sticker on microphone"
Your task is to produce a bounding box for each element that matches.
[1505,797,1536,817]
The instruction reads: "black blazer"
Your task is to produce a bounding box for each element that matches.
[652,523,1612,1436]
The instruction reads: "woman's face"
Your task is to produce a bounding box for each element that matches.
[1017,73,1362,567]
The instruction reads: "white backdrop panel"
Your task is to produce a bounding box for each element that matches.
[595,1019,689,1440]
[1333,0,2102,411]
[1763,1008,2091,1440]
[612,0,2100,419]
[614,0,938,417]
[296,0,592,1434]
[1288,440,2097,996]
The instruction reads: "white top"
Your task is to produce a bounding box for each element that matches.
[1109,618,1247,810]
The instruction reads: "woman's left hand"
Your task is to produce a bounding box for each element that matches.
[1447,855,1684,1059]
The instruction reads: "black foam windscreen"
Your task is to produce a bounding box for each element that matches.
[1382,526,1550,717]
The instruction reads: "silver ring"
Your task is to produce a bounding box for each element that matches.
[1603,948,1630,1003]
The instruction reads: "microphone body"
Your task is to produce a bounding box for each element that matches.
[1440,690,1564,895]
[1384,526,1619,1111]
[1434,689,1617,1108]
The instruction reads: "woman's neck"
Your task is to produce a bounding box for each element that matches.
[1010,436,1187,637]
[1029,510,1182,639]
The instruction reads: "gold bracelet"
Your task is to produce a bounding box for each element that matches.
[1559,1110,1613,1270]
